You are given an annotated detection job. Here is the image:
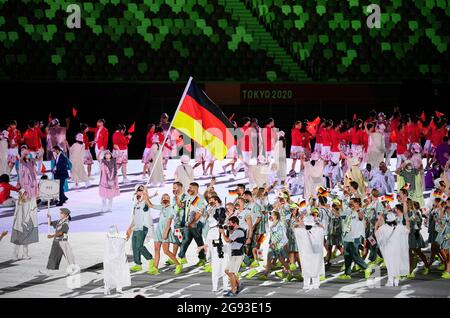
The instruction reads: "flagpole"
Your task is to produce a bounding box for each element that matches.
[146,76,194,186]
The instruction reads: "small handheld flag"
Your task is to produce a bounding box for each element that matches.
[380,194,394,202]
[228,190,238,197]
[435,110,445,118]
[128,122,136,134]
[420,111,426,122]
[72,107,77,118]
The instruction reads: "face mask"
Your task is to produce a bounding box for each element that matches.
[228,225,234,231]
[305,225,312,230]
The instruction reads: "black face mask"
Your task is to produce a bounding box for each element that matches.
[305,225,312,230]
[228,225,234,231]
[386,221,397,226]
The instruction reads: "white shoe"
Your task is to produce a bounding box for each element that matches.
[22,255,31,260]
[39,269,55,276]
[394,278,399,287]
[385,278,394,287]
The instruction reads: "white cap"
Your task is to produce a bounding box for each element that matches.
[180,155,190,164]
[386,212,396,223]
[304,215,315,226]
[75,133,83,142]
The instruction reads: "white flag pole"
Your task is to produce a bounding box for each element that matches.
[146,76,194,186]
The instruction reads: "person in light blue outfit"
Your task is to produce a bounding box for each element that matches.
[146,193,183,275]
[435,199,450,279]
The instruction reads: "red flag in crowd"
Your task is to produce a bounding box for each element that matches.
[72,107,78,118]
[306,116,321,136]
[128,122,136,133]
[435,110,444,118]
[420,111,425,122]
[41,164,46,174]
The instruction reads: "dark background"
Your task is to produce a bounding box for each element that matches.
[1,79,448,159]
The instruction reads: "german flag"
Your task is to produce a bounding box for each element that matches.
[172,78,235,160]
[228,190,239,197]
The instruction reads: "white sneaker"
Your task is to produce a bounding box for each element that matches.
[394,278,399,287]
[385,278,394,287]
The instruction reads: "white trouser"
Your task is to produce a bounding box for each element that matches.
[59,241,76,266]
[303,275,320,289]
[102,198,113,211]
[13,244,29,258]
[207,228,229,292]
[385,143,396,165]
[396,154,407,169]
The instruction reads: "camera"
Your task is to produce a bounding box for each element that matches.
[212,236,224,259]
[219,224,228,230]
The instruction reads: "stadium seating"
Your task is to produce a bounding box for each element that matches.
[244,0,450,81]
[0,0,449,82]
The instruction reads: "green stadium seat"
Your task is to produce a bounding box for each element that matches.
[169,70,180,81]
[108,55,118,66]
[51,54,62,65]
[266,71,277,82]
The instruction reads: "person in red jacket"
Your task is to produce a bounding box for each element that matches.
[321,120,332,159]
[22,120,46,174]
[290,121,303,173]
[263,118,277,161]
[395,123,408,169]
[349,119,364,160]
[7,120,22,175]
[33,120,48,174]
[80,123,94,178]
[0,174,20,207]
[385,112,401,166]
[329,122,342,164]
[112,124,132,183]
[89,119,109,161]
[142,124,155,179]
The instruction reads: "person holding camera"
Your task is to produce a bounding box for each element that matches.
[204,195,228,292]
[220,216,245,297]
